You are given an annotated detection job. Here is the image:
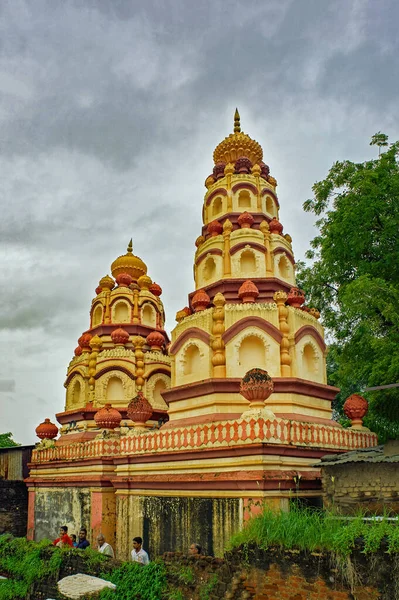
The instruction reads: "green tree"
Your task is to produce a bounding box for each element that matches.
[0,432,20,448]
[297,135,399,442]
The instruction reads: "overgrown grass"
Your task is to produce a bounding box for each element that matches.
[0,534,62,599]
[229,505,399,557]
[99,561,168,600]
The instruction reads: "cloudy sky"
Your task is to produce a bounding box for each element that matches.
[0,0,398,445]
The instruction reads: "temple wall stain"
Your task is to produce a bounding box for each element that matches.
[34,488,91,541]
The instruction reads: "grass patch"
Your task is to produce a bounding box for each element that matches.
[99,560,167,600]
[229,506,399,557]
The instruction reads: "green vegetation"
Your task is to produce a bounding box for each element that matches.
[297,134,399,441]
[99,561,167,600]
[0,433,20,448]
[0,535,61,599]
[229,506,399,558]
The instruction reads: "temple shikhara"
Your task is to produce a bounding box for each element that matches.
[27,111,377,559]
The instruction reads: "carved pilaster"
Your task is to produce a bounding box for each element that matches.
[222,219,233,276]
[273,291,291,376]
[224,163,234,211]
[88,335,102,400]
[251,164,262,211]
[260,220,273,275]
[104,290,111,323]
[132,336,145,389]
[132,289,139,324]
[211,292,226,377]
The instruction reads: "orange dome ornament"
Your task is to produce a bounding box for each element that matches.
[207,220,223,237]
[94,404,122,430]
[78,333,92,351]
[238,280,259,303]
[343,394,369,429]
[269,217,283,235]
[115,272,133,287]
[127,391,153,427]
[36,418,58,440]
[146,331,165,352]
[111,328,130,345]
[240,368,274,411]
[111,240,147,281]
[74,346,83,357]
[286,287,305,309]
[149,282,162,297]
[237,211,254,229]
[192,290,210,312]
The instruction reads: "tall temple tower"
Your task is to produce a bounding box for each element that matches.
[165,110,330,425]
[27,112,376,560]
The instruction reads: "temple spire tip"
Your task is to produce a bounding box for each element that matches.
[234,108,241,133]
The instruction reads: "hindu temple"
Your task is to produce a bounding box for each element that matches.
[27,111,377,560]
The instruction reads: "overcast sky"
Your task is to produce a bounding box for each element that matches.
[0,0,398,445]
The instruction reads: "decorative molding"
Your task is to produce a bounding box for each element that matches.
[230,242,266,256]
[295,326,326,352]
[232,182,258,195]
[272,247,295,265]
[223,317,283,344]
[169,327,211,355]
[205,188,227,207]
[195,248,223,266]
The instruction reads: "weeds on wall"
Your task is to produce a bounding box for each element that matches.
[229,505,399,557]
[99,561,167,600]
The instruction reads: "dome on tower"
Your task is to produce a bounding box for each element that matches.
[111,239,147,281]
[213,109,263,165]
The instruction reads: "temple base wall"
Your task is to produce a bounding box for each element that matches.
[32,487,91,542]
[115,493,242,561]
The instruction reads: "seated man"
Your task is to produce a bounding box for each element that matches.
[53,525,73,548]
[76,528,90,550]
[97,533,114,558]
[131,537,149,565]
[189,543,202,556]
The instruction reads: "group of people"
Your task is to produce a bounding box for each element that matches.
[53,525,202,562]
[52,526,149,564]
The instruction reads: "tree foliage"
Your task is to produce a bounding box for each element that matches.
[297,135,399,441]
[0,432,20,448]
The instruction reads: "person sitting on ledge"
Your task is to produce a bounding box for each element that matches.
[53,525,73,548]
[76,528,90,550]
[189,543,202,556]
[97,533,114,558]
[131,536,149,565]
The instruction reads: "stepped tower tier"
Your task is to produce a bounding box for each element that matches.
[59,241,171,444]
[165,112,336,426]
[194,110,294,303]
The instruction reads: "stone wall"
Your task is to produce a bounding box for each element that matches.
[322,462,399,514]
[34,488,91,541]
[0,480,28,537]
[116,494,241,561]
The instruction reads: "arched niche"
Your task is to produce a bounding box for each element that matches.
[113,300,130,323]
[106,376,125,402]
[92,304,103,327]
[240,249,257,276]
[301,342,321,381]
[238,190,251,209]
[66,374,86,409]
[203,256,216,282]
[146,374,170,410]
[184,344,201,376]
[277,254,291,281]
[238,335,266,372]
[141,303,156,327]
[212,196,223,217]
[265,196,275,216]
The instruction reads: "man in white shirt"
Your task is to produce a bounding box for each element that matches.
[131,536,149,565]
[97,533,115,558]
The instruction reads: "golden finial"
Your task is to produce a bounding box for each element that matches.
[234,108,241,133]
[127,239,133,254]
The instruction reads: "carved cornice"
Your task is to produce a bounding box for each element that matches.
[230,242,266,256]
[294,326,326,352]
[231,182,258,195]
[169,327,211,355]
[223,316,283,344]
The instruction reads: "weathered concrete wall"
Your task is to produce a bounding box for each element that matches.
[0,480,28,537]
[34,488,91,542]
[116,494,241,561]
[322,463,399,514]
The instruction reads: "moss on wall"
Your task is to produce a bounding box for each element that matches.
[34,488,91,541]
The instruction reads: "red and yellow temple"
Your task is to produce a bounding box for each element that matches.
[27,111,377,559]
